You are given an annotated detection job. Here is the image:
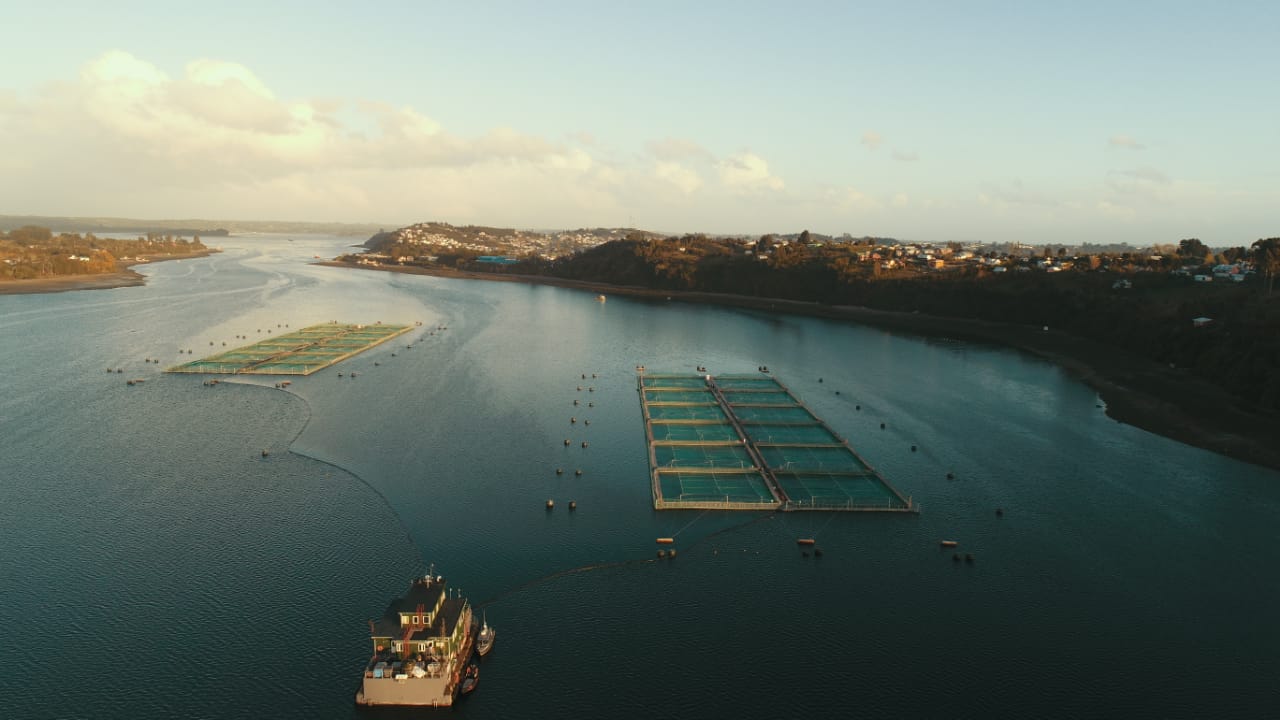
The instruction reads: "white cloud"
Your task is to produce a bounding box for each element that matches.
[1,51,624,224]
[718,152,784,192]
[654,161,703,194]
[1109,134,1145,150]
[892,193,909,208]
[861,130,883,150]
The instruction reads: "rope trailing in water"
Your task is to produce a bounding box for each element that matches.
[672,509,710,538]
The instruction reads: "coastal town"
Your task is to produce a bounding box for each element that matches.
[347,221,1271,284]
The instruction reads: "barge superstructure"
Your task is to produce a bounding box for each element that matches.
[355,572,474,707]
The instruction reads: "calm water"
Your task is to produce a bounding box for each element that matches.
[1,236,1277,719]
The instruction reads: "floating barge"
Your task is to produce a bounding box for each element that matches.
[166,322,411,376]
[355,573,475,707]
[638,372,915,512]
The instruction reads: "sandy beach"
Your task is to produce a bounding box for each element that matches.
[0,250,217,295]
[319,260,1280,472]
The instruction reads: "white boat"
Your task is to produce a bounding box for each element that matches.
[477,614,496,657]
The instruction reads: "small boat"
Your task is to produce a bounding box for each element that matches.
[459,662,479,695]
[940,540,958,548]
[796,538,816,546]
[477,616,496,657]
[656,537,675,544]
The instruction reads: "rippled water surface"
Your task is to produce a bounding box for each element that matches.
[1,236,1277,719]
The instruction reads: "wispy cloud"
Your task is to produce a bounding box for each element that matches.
[1104,166,1172,204]
[646,137,714,162]
[861,130,883,150]
[978,179,1060,208]
[1109,134,1145,150]
[1113,166,1170,184]
[892,149,919,162]
[820,186,882,212]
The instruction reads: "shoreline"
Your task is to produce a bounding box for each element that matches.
[0,250,219,295]
[318,260,1280,472]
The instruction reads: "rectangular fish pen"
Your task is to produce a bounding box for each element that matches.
[638,371,915,512]
[166,323,413,376]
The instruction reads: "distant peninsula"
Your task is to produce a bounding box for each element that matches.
[0,214,390,238]
[0,225,217,294]
[327,221,1280,471]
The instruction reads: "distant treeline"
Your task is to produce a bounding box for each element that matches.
[0,216,229,236]
[0,226,209,280]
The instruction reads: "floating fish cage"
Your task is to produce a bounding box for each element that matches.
[638,373,915,512]
[166,323,412,376]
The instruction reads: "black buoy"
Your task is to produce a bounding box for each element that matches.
[814,548,823,557]
[657,549,666,559]
[581,441,588,448]
[574,399,579,405]
[574,469,582,476]
[952,553,961,562]
[668,549,676,558]
[965,554,975,563]
[818,378,823,383]
[564,439,571,446]
[588,402,594,408]
[855,404,860,410]
[584,420,590,426]
[880,422,886,429]
[569,501,577,511]
[801,551,810,557]
[556,468,563,475]
[577,386,582,391]
[261,449,269,457]
[911,445,917,452]
[946,472,955,480]
[588,387,594,392]
[571,417,577,424]
[996,508,1004,517]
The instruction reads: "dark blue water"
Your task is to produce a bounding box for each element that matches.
[2,237,1277,719]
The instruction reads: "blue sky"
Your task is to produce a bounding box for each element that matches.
[1,1,1276,244]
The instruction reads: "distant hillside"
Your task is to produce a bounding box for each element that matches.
[0,215,388,237]
[363,221,660,259]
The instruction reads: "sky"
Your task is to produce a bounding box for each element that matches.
[1,0,1276,245]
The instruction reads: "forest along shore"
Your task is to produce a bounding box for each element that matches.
[318,259,1280,473]
[0,250,218,295]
